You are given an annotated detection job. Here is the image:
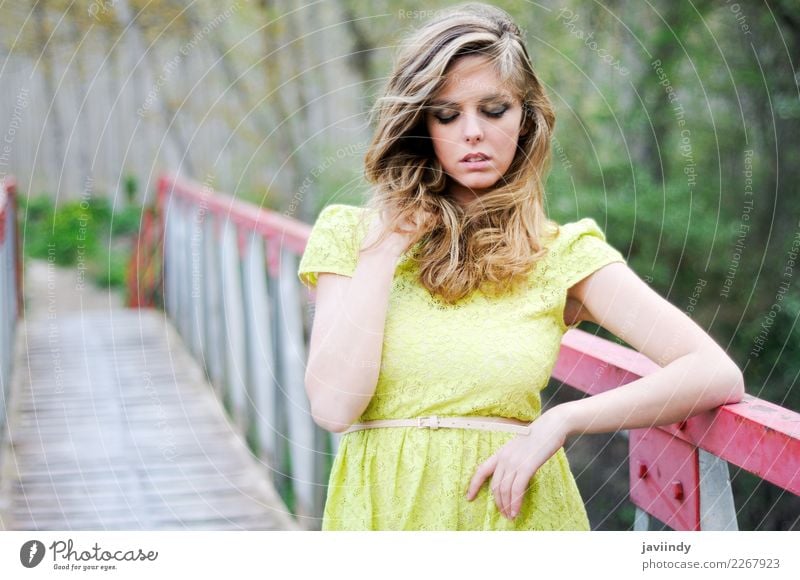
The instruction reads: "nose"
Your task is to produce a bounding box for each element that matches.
[462,111,483,143]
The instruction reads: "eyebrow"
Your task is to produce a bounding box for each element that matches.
[428,92,512,107]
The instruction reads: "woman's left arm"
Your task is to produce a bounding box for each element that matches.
[466,262,746,520]
[556,261,745,436]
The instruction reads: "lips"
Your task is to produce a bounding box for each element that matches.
[461,153,490,162]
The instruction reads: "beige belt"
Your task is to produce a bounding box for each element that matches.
[342,415,532,436]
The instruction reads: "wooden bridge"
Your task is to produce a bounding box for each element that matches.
[0,174,798,531]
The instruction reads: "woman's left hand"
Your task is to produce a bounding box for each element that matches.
[465,408,572,520]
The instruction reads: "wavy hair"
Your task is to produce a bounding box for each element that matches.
[357,2,559,304]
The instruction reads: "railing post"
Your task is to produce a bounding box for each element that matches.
[0,197,8,442]
[185,202,204,361]
[202,214,224,399]
[6,187,18,323]
[330,430,342,457]
[163,192,178,321]
[0,177,20,478]
[275,247,326,528]
[176,199,192,345]
[698,449,738,530]
[185,200,206,364]
[268,254,292,519]
[634,508,650,531]
[219,218,248,429]
[11,181,21,317]
[241,234,278,471]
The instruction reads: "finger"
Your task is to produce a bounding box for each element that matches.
[491,465,507,516]
[466,454,497,501]
[500,467,516,519]
[508,471,529,519]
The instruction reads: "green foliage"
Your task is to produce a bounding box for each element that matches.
[89,243,131,289]
[111,206,145,237]
[20,194,54,224]
[19,193,141,292]
[21,195,99,265]
[124,174,139,205]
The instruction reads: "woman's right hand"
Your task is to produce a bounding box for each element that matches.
[360,209,419,259]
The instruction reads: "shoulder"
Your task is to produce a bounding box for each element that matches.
[541,216,626,292]
[314,203,370,227]
[546,217,609,253]
[297,204,373,289]
[306,203,374,245]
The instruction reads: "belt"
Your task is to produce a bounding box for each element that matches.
[342,415,532,436]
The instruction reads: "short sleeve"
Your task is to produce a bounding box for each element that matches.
[552,217,627,291]
[297,204,367,289]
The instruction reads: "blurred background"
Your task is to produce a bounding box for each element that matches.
[0,0,798,530]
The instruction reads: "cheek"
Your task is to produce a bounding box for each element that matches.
[493,123,523,153]
[428,126,455,158]
[428,123,445,141]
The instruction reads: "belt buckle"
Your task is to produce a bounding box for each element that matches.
[417,415,440,429]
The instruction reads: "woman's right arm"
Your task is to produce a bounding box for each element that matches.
[304,217,413,433]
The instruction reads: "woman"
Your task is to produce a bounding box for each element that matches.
[297,2,744,530]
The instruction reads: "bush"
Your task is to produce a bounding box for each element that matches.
[111,205,144,237]
[20,193,143,291]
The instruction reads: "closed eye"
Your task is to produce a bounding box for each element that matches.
[485,107,508,118]
[435,114,457,124]
[433,106,509,124]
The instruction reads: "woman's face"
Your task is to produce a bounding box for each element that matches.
[425,55,527,207]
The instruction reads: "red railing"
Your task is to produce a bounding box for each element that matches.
[553,330,799,530]
[126,205,161,308]
[128,172,311,307]
[0,175,22,315]
[129,171,800,530]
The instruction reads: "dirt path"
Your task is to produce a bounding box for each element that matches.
[21,258,125,319]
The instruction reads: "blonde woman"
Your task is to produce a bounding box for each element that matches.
[297,2,744,530]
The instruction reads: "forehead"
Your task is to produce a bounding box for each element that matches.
[434,55,516,102]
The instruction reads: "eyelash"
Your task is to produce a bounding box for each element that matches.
[434,106,509,124]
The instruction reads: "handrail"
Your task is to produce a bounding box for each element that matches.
[554,329,799,530]
[140,171,800,531]
[554,332,799,495]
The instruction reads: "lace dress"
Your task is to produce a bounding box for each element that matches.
[297,204,627,530]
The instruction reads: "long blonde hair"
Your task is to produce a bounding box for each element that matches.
[359,2,559,304]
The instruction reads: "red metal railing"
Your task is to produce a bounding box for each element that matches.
[130,171,800,530]
[0,175,22,315]
[553,330,799,530]
[126,205,161,308]
[128,172,311,308]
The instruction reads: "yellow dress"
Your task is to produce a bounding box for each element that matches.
[297,204,627,530]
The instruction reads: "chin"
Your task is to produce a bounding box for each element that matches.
[457,176,500,190]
